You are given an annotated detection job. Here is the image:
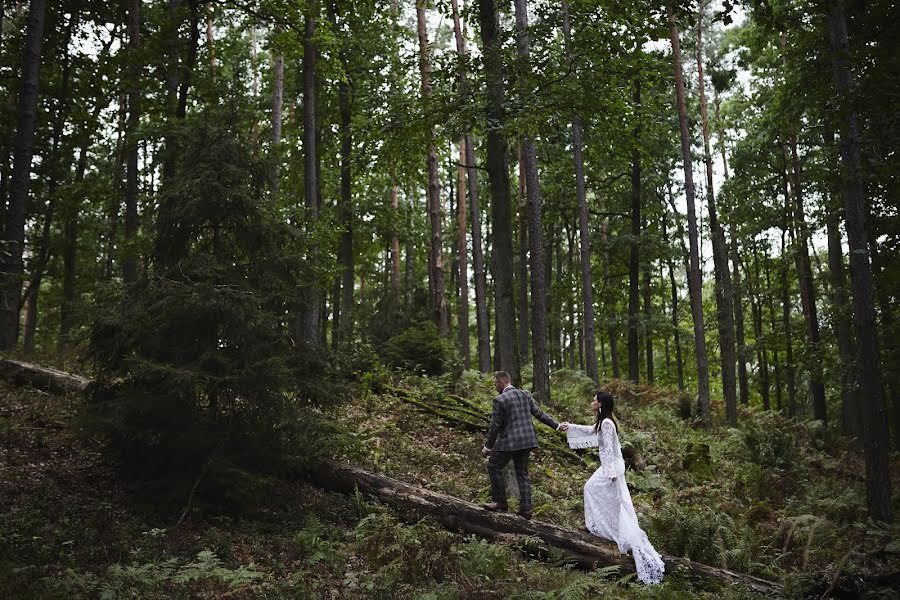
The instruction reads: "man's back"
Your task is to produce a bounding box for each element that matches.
[487,386,559,452]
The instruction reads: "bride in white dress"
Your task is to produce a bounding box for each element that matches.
[563,392,665,584]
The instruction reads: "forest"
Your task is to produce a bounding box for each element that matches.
[0,0,897,597]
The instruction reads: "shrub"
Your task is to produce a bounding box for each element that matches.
[84,110,344,510]
[380,321,449,375]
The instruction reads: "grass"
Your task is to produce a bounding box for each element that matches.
[0,365,897,598]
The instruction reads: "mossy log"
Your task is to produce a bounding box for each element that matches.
[309,459,784,596]
[0,358,90,394]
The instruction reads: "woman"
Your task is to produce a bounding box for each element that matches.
[563,392,665,584]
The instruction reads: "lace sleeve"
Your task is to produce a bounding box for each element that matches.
[566,424,599,449]
[600,419,617,478]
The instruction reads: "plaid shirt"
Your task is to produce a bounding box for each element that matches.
[485,385,560,451]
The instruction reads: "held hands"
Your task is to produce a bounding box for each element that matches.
[481,446,491,457]
[558,422,570,432]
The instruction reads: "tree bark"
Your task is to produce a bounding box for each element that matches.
[477,0,518,382]
[0,0,46,349]
[823,124,860,437]
[746,245,771,410]
[697,6,736,425]
[516,144,529,366]
[643,258,654,384]
[450,0,490,371]
[780,238,797,416]
[663,213,685,392]
[561,0,597,385]
[270,44,284,192]
[337,52,353,347]
[59,137,89,351]
[512,0,549,402]
[764,249,784,411]
[827,0,892,521]
[667,4,711,426]
[123,0,141,284]
[299,2,320,345]
[390,186,401,293]
[466,136,491,372]
[787,138,827,423]
[161,0,183,182]
[206,2,215,80]
[628,80,641,384]
[0,358,90,394]
[416,1,448,336]
[456,138,470,367]
[730,228,749,406]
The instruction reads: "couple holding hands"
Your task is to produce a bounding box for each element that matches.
[479,371,665,585]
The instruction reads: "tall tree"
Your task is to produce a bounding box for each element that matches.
[827,0,892,522]
[450,0,490,371]
[667,3,711,426]
[123,0,140,284]
[513,0,549,402]
[299,0,320,345]
[697,5,737,425]
[0,0,47,349]
[628,79,641,384]
[561,0,597,385]
[416,0,447,336]
[477,0,518,383]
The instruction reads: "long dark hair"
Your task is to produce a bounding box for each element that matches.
[593,392,618,433]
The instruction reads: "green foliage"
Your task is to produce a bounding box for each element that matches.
[650,503,755,573]
[45,550,266,600]
[381,321,450,376]
[83,110,346,507]
[742,419,796,469]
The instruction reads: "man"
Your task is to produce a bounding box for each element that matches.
[481,371,568,520]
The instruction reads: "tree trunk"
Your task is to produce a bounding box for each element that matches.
[390,186,401,293]
[823,126,860,437]
[643,259,654,384]
[827,0,892,521]
[730,228,749,406]
[516,144,529,366]
[123,0,140,284]
[0,0,46,349]
[466,136,491,372]
[667,3,711,427]
[779,221,797,416]
[561,0,597,385]
[787,138,827,423]
[601,210,619,379]
[416,1,448,336]
[764,249,784,411]
[271,44,284,192]
[628,80,641,384]
[512,0,548,401]
[747,245,771,410]
[451,0,489,372]
[206,2,215,80]
[696,6,736,425]
[456,138,470,367]
[161,0,181,182]
[477,0,518,382]
[300,2,320,345]
[177,0,199,120]
[337,54,353,347]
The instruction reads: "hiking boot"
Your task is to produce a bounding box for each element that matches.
[482,501,508,512]
[516,507,533,520]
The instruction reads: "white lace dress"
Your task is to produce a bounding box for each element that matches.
[567,419,665,584]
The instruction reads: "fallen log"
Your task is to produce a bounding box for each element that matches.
[0,358,91,395]
[309,459,784,596]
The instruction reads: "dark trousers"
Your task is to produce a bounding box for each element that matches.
[487,448,532,508]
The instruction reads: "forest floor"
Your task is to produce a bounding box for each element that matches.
[0,365,898,599]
